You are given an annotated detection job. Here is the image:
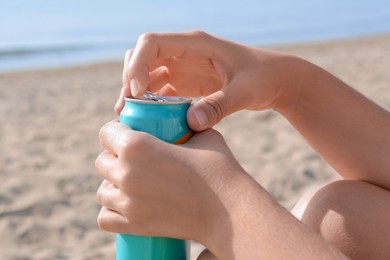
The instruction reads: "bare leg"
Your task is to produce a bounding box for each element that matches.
[292,180,390,259]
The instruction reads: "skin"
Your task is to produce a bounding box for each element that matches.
[292,180,390,260]
[96,31,390,259]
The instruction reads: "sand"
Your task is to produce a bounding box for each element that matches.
[1,34,389,259]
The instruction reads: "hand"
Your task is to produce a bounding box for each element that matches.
[116,31,299,131]
[95,120,247,245]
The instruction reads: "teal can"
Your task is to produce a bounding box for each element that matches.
[118,93,193,260]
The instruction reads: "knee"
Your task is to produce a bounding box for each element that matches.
[297,180,374,226]
[294,180,390,259]
[297,180,348,223]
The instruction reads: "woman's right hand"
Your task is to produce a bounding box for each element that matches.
[95,120,255,259]
[116,31,300,131]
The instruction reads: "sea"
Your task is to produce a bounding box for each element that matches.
[1,0,390,72]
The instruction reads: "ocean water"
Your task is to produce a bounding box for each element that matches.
[1,0,390,72]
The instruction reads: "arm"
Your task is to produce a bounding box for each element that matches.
[104,31,389,258]
[274,57,390,189]
[205,172,346,260]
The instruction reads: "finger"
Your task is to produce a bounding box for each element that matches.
[128,31,215,97]
[96,180,132,233]
[98,120,132,155]
[147,67,180,96]
[122,49,133,91]
[147,66,169,93]
[96,179,121,209]
[118,64,169,113]
[114,85,129,116]
[95,150,118,183]
[115,49,134,115]
[97,206,129,233]
[155,84,177,96]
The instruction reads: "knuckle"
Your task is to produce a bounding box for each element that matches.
[96,188,103,205]
[98,124,105,139]
[119,131,151,154]
[94,152,104,171]
[138,32,157,45]
[203,98,224,125]
[188,30,209,39]
[114,164,132,185]
[123,49,134,71]
[116,137,131,155]
[116,133,136,155]
[112,129,136,155]
[96,181,107,205]
[98,123,110,143]
[125,49,133,59]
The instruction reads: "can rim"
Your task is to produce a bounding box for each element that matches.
[124,96,192,105]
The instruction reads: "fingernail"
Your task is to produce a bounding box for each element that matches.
[193,109,208,128]
[130,79,139,96]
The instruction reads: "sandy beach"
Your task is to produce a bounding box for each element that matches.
[1,34,389,259]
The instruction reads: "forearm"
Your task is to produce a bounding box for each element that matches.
[206,175,346,259]
[275,56,390,189]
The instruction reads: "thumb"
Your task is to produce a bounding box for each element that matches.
[187,88,246,131]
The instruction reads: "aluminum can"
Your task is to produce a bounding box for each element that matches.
[117,93,192,260]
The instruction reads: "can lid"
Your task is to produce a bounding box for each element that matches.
[125,91,192,104]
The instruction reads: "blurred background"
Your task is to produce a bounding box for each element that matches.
[1,0,390,71]
[1,1,390,259]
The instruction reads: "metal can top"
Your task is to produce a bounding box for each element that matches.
[125,91,192,104]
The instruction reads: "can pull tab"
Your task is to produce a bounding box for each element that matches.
[144,91,168,102]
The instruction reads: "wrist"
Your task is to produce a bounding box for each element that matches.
[200,172,267,259]
[271,54,315,115]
